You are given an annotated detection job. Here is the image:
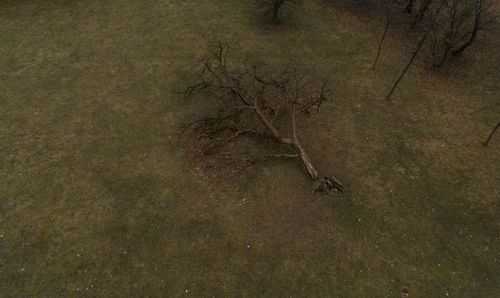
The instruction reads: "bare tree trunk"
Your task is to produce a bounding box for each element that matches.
[412,0,433,26]
[272,8,280,24]
[404,0,416,13]
[452,0,481,56]
[252,104,319,180]
[291,142,319,180]
[271,0,284,24]
[290,104,319,180]
[484,121,500,146]
[433,4,457,67]
[433,47,451,67]
[372,9,391,70]
[386,29,430,101]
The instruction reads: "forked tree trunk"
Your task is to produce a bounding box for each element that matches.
[253,104,319,180]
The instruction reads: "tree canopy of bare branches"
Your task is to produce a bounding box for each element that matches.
[401,0,498,66]
[183,42,343,192]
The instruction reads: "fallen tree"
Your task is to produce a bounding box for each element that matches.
[183,42,343,192]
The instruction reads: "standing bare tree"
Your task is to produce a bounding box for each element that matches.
[259,0,300,24]
[400,0,497,66]
[183,42,343,192]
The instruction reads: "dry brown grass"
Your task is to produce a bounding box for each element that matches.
[1,0,498,296]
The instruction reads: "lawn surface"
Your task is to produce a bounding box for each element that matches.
[1,0,499,296]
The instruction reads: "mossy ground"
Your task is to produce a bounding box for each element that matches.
[0,0,498,296]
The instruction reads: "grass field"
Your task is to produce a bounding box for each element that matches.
[1,0,499,296]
